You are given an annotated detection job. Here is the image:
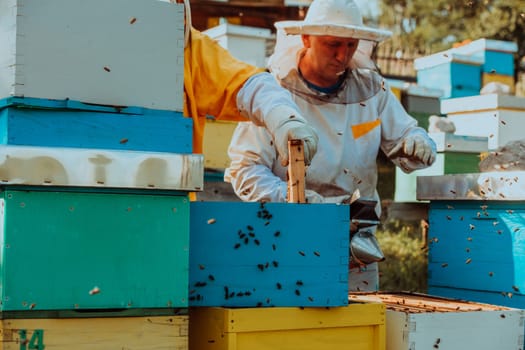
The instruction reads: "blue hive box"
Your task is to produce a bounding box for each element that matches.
[414,50,483,99]
[418,173,525,309]
[455,39,518,76]
[189,201,350,307]
[0,97,192,153]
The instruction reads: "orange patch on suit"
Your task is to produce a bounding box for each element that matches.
[351,119,381,139]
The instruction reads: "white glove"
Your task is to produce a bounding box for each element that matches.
[264,106,318,166]
[388,134,436,166]
[273,118,318,166]
[305,190,350,204]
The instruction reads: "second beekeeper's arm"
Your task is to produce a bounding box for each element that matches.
[185,28,317,164]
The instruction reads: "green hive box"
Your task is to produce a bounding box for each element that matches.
[0,188,189,311]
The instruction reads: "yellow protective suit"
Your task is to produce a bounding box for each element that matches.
[183,28,264,154]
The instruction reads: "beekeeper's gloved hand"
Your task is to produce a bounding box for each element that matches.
[388,133,436,166]
[263,106,318,166]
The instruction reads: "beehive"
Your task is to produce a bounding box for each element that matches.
[189,302,386,350]
[0,97,192,153]
[441,93,525,150]
[0,310,188,350]
[414,50,483,99]
[189,201,350,307]
[0,0,184,111]
[418,173,525,309]
[350,292,525,350]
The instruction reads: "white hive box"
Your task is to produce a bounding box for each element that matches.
[0,0,184,111]
[441,93,525,150]
[350,293,525,350]
[204,23,274,67]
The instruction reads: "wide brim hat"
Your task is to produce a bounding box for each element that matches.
[277,0,392,42]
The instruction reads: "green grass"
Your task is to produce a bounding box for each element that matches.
[376,219,428,293]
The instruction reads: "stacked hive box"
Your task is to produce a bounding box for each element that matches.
[441,93,525,151]
[417,173,525,310]
[189,201,387,349]
[454,39,518,94]
[414,49,483,99]
[414,38,517,99]
[0,0,194,348]
[350,293,525,350]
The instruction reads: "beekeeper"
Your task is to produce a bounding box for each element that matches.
[225,0,436,291]
[176,0,318,165]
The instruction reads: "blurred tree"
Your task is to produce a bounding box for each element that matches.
[378,0,525,59]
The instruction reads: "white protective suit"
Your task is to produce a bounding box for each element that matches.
[225,32,435,210]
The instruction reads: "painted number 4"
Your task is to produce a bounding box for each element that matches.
[18,330,45,350]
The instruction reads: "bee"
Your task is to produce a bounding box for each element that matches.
[119,138,129,144]
[296,280,304,286]
[245,291,252,296]
[276,283,282,290]
[274,231,281,237]
[89,286,101,295]
[103,66,111,72]
[295,289,301,296]
[359,102,366,107]
[441,263,448,268]
[257,264,265,271]
[248,232,255,238]
[314,251,321,257]
[501,120,507,125]
[208,274,215,281]
[129,17,137,24]
[272,244,277,251]
[465,258,472,264]
[272,261,279,267]
[234,243,241,249]
[254,239,260,245]
[489,272,494,277]
[247,225,254,231]
[298,251,305,256]
[512,285,520,292]
[207,218,216,225]
[308,296,314,302]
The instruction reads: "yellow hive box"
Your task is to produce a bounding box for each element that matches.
[0,314,188,350]
[482,72,515,93]
[203,119,239,170]
[189,302,386,350]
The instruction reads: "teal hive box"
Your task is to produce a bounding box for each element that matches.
[189,201,350,307]
[0,97,192,153]
[0,187,190,311]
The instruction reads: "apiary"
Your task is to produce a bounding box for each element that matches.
[0,0,184,111]
[350,292,525,350]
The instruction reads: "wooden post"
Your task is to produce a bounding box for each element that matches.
[287,139,306,203]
